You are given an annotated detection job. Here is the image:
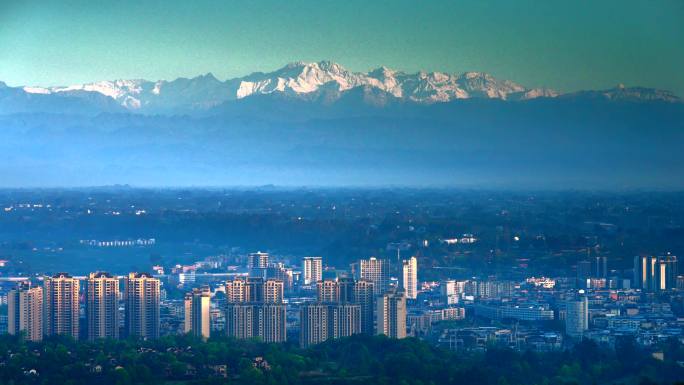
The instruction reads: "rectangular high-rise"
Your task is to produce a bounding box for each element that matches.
[337,276,356,303]
[316,279,339,302]
[376,288,406,339]
[401,256,418,299]
[124,272,160,339]
[657,254,678,290]
[302,256,323,285]
[354,279,375,334]
[247,252,270,269]
[358,257,390,295]
[634,255,678,291]
[7,282,43,342]
[224,277,286,342]
[300,303,329,347]
[226,277,284,303]
[299,303,360,347]
[44,273,80,338]
[184,286,211,339]
[87,272,120,340]
[315,277,374,335]
[565,295,588,338]
[256,304,287,343]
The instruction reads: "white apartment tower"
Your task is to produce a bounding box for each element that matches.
[224,277,287,343]
[184,286,211,339]
[44,273,80,338]
[124,272,160,339]
[565,294,589,338]
[303,256,323,285]
[358,257,390,295]
[401,256,418,299]
[248,252,270,269]
[376,288,407,339]
[7,282,43,342]
[87,272,120,340]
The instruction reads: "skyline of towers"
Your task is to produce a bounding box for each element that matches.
[376,288,407,339]
[313,277,375,335]
[44,273,80,338]
[87,272,120,340]
[124,272,160,339]
[301,276,363,347]
[302,256,323,285]
[401,256,418,299]
[2,253,406,346]
[184,286,211,340]
[7,282,43,342]
[633,255,678,291]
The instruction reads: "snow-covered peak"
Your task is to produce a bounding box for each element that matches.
[10,60,678,114]
[23,86,51,94]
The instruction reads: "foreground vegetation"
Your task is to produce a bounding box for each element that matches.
[0,334,683,385]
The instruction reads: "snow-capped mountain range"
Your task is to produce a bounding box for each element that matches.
[1,60,680,115]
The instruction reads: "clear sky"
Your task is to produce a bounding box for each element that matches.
[1,0,682,95]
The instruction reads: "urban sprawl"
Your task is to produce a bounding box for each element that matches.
[1,251,681,354]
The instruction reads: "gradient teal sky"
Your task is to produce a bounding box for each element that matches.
[1,0,683,95]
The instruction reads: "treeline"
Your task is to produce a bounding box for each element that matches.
[0,333,682,385]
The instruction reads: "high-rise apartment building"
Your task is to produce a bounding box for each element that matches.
[299,302,361,347]
[565,295,589,338]
[224,277,286,342]
[594,256,608,278]
[263,263,294,291]
[376,288,406,339]
[257,303,287,343]
[225,277,283,303]
[263,279,284,303]
[184,286,211,339]
[124,272,160,339]
[354,279,375,334]
[316,279,339,302]
[224,304,255,339]
[44,273,80,338]
[87,272,120,340]
[657,254,678,290]
[401,256,418,299]
[328,303,361,340]
[300,303,328,347]
[337,276,356,303]
[247,252,270,269]
[634,255,679,291]
[302,256,323,285]
[358,257,390,295]
[7,282,43,341]
[314,277,374,335]
[441,280,461,305]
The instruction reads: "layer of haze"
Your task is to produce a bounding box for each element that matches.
[1,0,683,96]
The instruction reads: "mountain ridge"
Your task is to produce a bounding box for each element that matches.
[2,61,679,116]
